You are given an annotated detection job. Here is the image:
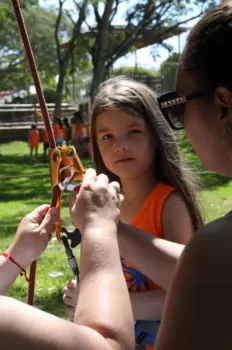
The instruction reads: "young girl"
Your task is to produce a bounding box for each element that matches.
[63,77,203,349]
[28,124,40,162]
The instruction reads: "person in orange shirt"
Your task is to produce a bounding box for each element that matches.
[63,77,203,349]
[28,124,40,163]
[54,118,64,147]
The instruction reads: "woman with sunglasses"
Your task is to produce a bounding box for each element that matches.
[154,3,232,349]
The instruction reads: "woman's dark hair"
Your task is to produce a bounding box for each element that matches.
[90,76,204,231]
[180,4,232,91]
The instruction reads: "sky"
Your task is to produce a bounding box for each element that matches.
[39,0,220,70]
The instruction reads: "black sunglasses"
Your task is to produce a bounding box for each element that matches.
[157,90,211,130]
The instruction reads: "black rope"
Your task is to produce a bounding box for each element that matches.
[61,235,80,282]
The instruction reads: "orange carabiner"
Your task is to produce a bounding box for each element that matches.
[49,146,86,243]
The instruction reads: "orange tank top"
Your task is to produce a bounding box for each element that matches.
[121,182,176,292]
[29,129,40,148]
[54,124,64,139]
[42,129,49,143]
[78,121,84,136]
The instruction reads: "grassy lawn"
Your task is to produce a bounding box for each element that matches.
[0,141,92,318]
[0,139,232,318]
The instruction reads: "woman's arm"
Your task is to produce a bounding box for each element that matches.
[0,205,57,295]
[0,224,134,350]
[0,296,128,350]
[0,170,135,350]
[156,215,232,350]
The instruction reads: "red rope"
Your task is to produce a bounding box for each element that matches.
[11,0,59,306]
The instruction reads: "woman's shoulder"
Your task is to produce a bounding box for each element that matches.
[186,215,232,261]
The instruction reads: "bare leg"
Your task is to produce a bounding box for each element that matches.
[35,147,38,162]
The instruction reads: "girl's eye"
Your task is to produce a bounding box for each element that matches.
[129,129,142,134]
[102,134,112,140]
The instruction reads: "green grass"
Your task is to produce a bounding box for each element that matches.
[178,132,232,221]
[0,139,232,318]
[0,141,92,318]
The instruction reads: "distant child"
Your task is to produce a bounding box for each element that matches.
[54,118,64,147]
[42,128,49,161]
[28,124,39,162]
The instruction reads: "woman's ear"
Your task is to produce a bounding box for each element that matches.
[215,87,232,124]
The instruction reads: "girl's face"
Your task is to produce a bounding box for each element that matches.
[96,109,155,181]
[176,69,232,176]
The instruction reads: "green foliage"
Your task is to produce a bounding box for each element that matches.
[160,52,180,74]
[0,4,58,91]
[111,66,159,78]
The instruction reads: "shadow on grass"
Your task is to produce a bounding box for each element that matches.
[0,154,93,202]
[0,216,25,239]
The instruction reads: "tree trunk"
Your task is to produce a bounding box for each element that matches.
[54,61,66,121]
[91,58,106,99]
[90,0,114,99]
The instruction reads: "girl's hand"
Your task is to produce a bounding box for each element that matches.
[63,280,79,317]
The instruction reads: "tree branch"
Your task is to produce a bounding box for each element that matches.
[73,0,95,34]
[93,5,101,25]
[109,0,122,24]
[106,9,204,70]
[55,0,64,62]
[63,0,88,68]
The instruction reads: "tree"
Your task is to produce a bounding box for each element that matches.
[0,3,57,92]
[53,0,89,119]
[86,0,217,96]
[41,0,217,115]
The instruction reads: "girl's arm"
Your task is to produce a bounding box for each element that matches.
[129,192,194,320]
[162,192,194,245]
[118,224,184,291]
[130,289,166,320]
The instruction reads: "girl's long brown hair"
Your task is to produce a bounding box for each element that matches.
[90,76,203,231]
